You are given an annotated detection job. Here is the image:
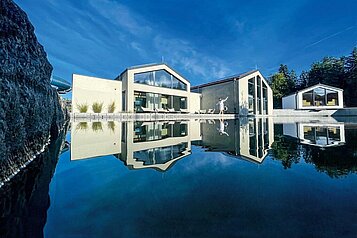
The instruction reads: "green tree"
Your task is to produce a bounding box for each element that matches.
[297,70,309,90]
[270,72,287,108]
[269,65,297,108]
[307,57,345,88]
[345,47,357,106]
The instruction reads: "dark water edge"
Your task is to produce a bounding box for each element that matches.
[0,127,67,238]
[272,124,357,178]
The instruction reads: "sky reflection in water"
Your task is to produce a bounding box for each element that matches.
[45,118,357,238]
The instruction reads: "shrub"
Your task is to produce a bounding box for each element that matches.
[108,101,116,113]
[76,103,88,113]
[107,121,115,132]
[92,102,103,113]
[76,122,88,130]
[92,122,103,132]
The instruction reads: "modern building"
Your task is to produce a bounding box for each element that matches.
[70,118,274,170]
[282,83,344,110]
[72,63,273,115]
[191,70,273,116]
[70,120,199,171]
[116,64,201,113]
[283,122,345,148]
[195,117,274,163]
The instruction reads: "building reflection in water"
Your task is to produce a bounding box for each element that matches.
[71,121,122,161]
[120,121,194,171]
[70,118,274,171]
[283,123,345,148]
[196,118,274,164]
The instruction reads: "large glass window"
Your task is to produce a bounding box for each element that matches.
[172,75,187,90]
[133,122,188,143]
[326,89,338,106]
[133,143,188,166]
[303,126,341,146]
[160,94,171,110]
[263,83,268,114]
[302,87,339,107]
[314,88,326,106]
[257,119,263,158]
[134,69,187,91]
[248,78,255,113]
[134,92,159,111]
[134,91,147,112]
[134,71,154,85]
[172,96,187,110]
[257,76,262,114]
[134,91,187,112]
[302,90,313,106]
[180,97,187,109]
[249,119,257,156]
[154,70,172,88]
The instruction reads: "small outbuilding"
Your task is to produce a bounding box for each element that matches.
[282,83,343,110]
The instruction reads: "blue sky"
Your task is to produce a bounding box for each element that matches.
[16,0,357,88]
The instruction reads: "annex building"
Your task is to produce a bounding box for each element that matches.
[72,63,273,116]
[282,83,344,110]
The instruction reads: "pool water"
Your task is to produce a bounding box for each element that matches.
[42,119,357,237]
[2,118,357,237]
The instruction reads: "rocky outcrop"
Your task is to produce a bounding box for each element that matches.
[0,0,67,185]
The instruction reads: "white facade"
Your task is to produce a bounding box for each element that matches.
[283,122,345,148]
[72,74,122,113]
[116,64,191,113]
[72,64,274,115]
[282,84,344,110]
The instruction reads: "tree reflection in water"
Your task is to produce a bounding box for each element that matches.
[271,124,357,178]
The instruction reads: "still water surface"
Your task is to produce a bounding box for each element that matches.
[43,118,357,237]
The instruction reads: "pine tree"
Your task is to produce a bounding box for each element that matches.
[345,47,357,106]
[297,70,309,90]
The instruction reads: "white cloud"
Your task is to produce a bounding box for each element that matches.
[77,0,233,81]
[88,0,152,37]
[130,42,148,58]
[154,36,232,81]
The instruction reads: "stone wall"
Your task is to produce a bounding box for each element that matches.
[0,0,67,184]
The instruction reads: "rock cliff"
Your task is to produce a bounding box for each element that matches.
[0,0,67,185]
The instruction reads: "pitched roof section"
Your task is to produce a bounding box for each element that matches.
[116,63,188,82]
[283,83,344,98]
[191,70,259,90]
[299,83,344,93]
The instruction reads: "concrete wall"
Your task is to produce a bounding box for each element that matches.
[189,92,201,113]
[71,121,122,160]
[283,123,297,138]
[72,74,122,113]
[282,94,296,109]
[198,81,237,113]
[188,119,202,141]
[197,71,273,116]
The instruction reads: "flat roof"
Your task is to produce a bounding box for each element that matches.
[191,70,258,90]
